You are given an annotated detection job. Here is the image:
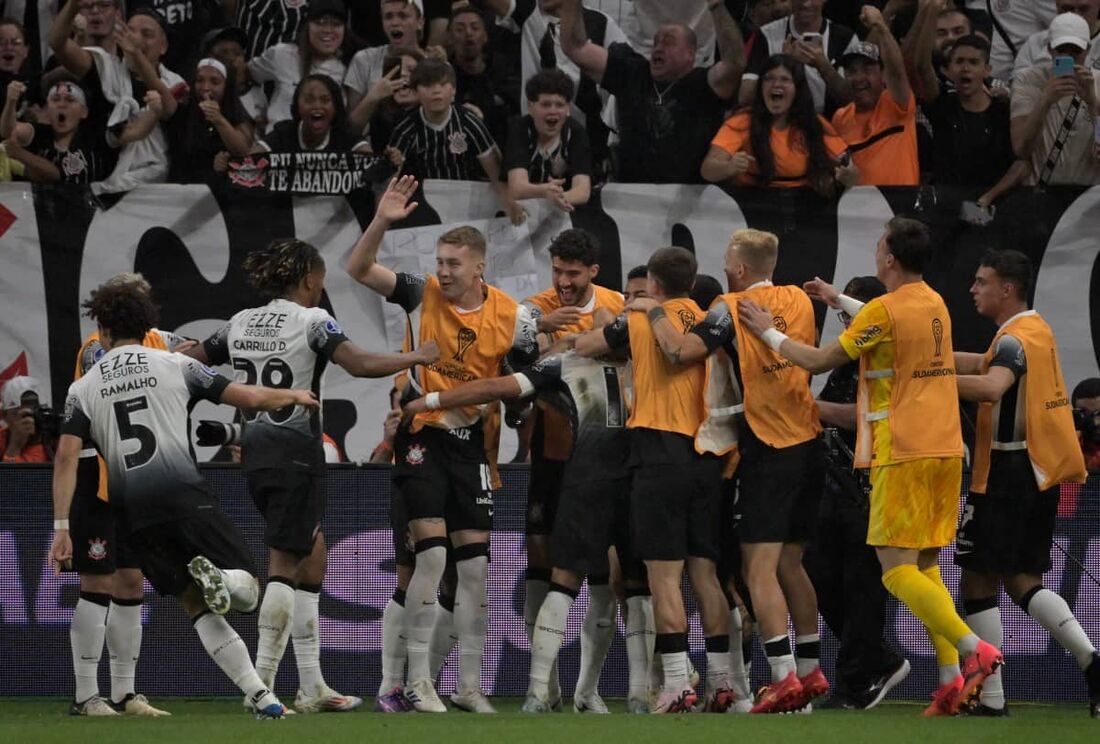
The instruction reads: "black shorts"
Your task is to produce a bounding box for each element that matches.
[954,450,1060,575]
[246,468,325,556]
[718,477,744,586]
[70,456,139,574]
[390,485,414,568]
[125,510,256,597]
[393,424,492,532]
[630,434,723,562]
[526,456,566,536]
[737,436,824,544]
[551,477,629,576]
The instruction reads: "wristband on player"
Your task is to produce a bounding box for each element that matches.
[760,328,788,352]
[425,392,441,410]
[647,306,667,324]
[837,293,865,318]
[53,518,69,531]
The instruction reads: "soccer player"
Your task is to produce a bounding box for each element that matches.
[188,238,436,713]
[623,265,649,304]
[575,247,733,714]
[736,216,1003,716]
[346,175,538,713]
[953,249,1099,718]
[402,343,630,714]
[65,272,190,717]
[49,281,318,720]
[629,229,827,714]
[520,227,624,712]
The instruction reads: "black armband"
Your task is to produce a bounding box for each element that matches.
[647,306,667,324]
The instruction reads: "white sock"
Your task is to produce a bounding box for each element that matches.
[966,604,1004,708]
[625,595,651,700]
[106,600,142,704]
[729,608,751,699]
[524,576,549,643]
[764,634,796,683]
[529,589,573,701]
[455,556,489,694]
[379,592,407,694]
[71,594,109,702]
[222,569,260,612]
[795,633,821,677]
[1025,588,1097,670]
[255,580,295,689]
[406,545,447,682]
[429,603,458,680]
[292,587,326,696]
[939,663,961,685]
[661,651,689,690]
[194,612,267,699]
[957,633,980,657]
[575,582,615,698]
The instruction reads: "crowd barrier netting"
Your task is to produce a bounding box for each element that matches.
[2,464,1098,702]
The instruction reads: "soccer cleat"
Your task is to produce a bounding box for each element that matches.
[404,678,447,713]
[549,696,563,712]
[294,687,363,713]
[750,671,803,714]
[255,702,289,720]
[520,694,551,714]
[627,697,650,714]
[652,685,698,714]
[862,658,911,710]
[374,686,414,713]
[573,692,610,714]
[728,697,754,714]
[188,556,231,615]
[794,667,830,710]
[450,688,496,713]
[957,640,1004,713]
[112,693,171,716]
[923,675,964,717]
[702,685,735,713]
[967,702,1009,717]
[70,696,120,716]
[1086,652,1100,719]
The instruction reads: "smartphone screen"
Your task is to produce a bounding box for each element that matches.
[1054,55,1075,76]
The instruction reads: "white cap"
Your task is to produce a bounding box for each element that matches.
[1049,12,1090,51]
[382,0,423,14]
[2,376,41,411]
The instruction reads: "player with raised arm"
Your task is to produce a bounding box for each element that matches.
[952,249,1098,718]
[628,229,828,714]
[188,238,437,714]
[402,341,630,714]
[520,228,624,713]
[64,273,190,717]
[49,282,319,720]
[735,217,1003,715]
[346,175,538,714]
[574,247,733,714]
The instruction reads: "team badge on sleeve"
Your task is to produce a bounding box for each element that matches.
[325,319,343,335]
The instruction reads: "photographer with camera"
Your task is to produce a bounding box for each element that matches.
[1072,377,1100,472]
[1,376,53,463]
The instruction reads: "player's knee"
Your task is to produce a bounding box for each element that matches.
[452,542,489,582]
[79,572,113,594]
[413,537,448,579]
[112,569,145,600]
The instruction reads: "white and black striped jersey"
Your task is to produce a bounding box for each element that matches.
[62,346,231,530]
[515,351,628,484]
[236,0,307,60]
[388,106,498,181]
[201,299,349,472]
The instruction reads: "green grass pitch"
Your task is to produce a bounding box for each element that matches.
[1,698,1097,743]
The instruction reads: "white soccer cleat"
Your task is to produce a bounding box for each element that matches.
[404,678,447,713]
[188,556,231,615]
[116,693,171,716]
[69,696,120,716]
[245,689,296,715]
[728,697,754,714]
[450,688,497,713]
[627,697,650,714]
[520,694,551,713]
[573,691,610,714]
[294,687,364,713]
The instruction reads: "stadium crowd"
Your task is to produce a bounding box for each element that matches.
[0,0,1099,725]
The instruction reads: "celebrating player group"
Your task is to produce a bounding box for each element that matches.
[48,175,1100,720]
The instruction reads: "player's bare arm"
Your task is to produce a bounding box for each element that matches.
[817,400,857,430]
[220,383,320,412]
[953,351,986,375]
[956,365,1017,404]
[48,433,83,574]
[739,299,851,374]
[574,327,613,358]
[628,297,708,364]
[332,339,440,378]
[404,375,525,419]
[346,175,420,297]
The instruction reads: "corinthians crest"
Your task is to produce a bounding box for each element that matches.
[453,327,477,362]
